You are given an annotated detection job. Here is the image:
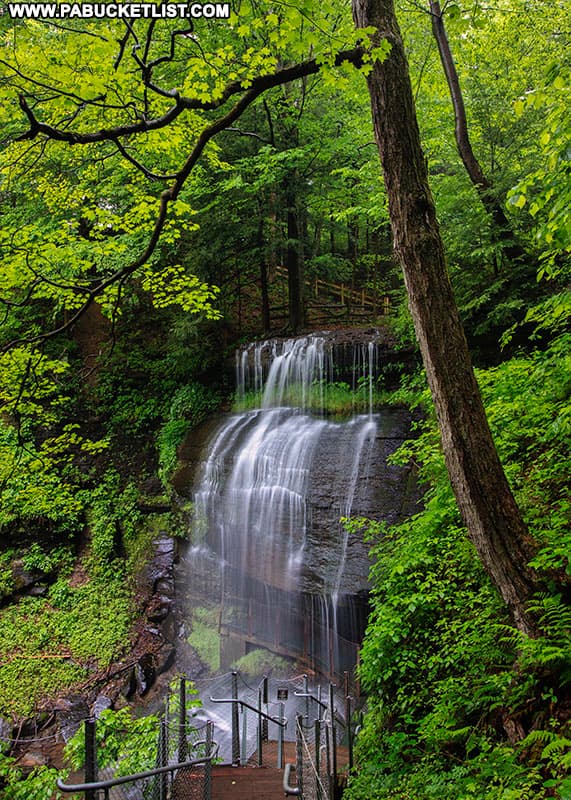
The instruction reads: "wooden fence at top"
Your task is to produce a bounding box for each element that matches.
[274,266,391,316]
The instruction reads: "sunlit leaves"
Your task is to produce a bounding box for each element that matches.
[141,264,221,317]
[347,329,571,800]
[508,68,571,278]
[0,421,85,535]
[0,348,69,418]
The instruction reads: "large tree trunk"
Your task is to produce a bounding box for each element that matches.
[352,0,539,635]
[428,0,523,264]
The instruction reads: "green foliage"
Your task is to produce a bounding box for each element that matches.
[141,265,221,319]
[0,421,86,540]
[0,750,64,800]
[65,707,159,777]
[63,682,202,788]
[231,649,290,678]
[233,378,388,416]
[0,571,132,717]
[86,472,143,574]
[103,388,165,440]
[0,3,568,798]
[514,594,571,693]
[187,607,221,672]
[403,0,569,344]
[347,334,571,800]
[21,543,74,577]
[509,66,571,278]
[0,550,16,600]
[158,382,221,484]
[476,335,571,576]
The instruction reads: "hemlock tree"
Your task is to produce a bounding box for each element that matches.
[0,0,564,634]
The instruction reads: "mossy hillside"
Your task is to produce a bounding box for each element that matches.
[0,486,174,720]
[187,606,221,673]
[231,649,290,678]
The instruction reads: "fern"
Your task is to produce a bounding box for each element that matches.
[541,736,571,760]
[520,729,557,749]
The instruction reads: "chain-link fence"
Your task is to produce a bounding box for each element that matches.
[0,669,359,799]
[55,678,217,800]
[295,715,335,800]
[57,716,215,800]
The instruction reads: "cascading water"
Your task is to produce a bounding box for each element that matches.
[184,333,416,677]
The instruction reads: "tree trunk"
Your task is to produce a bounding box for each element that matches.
[428,0,523,264]
[348,220,359,288]
[257,213,271,333]
[286,180,304,333]
[352,0,539,635]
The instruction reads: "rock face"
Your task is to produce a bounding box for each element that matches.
[176,407,420,597]
[175,331,422,676]
[117,536,178,702]
[0,557,56,605]
[56,695,91,743]
[303,406,420,593]
[232,326,415,390]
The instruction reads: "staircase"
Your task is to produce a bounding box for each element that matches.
[56,673,356,800]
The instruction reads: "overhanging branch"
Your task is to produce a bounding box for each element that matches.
[5,46,364,351]
[15,48,364,145]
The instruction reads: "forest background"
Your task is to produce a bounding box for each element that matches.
[0,0,569,797]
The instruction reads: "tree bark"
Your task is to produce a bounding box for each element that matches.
[352,0,539,635]
[257,213,271,333]
[285,179,305,333]
[428,0,523,264]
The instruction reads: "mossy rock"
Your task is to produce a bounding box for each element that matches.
[231,649,290,679]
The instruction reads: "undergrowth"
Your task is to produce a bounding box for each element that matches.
[0,474,155,719]
[187,606,221,672]
[0,573,132,718]
[345,333,571,800]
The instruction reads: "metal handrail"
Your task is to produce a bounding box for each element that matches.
[209,696,288,727]
[192,738,221,758]
[283,763,301,796]
[56,755,213,793]
[294,690,328,711]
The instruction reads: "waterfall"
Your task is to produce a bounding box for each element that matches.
[184,333,412,677]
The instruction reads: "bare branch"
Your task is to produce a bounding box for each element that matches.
[263,98,276,147]
[114,139,178,180]
[0,277,42,316]
[142,18,158,64]
[225,127,273,144]
[35,20,110,40]
[1,60,106,108]
[114,25,133,70]
[25,259,95,296]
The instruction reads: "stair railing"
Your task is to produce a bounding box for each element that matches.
[210,672,288,768]
[56,755,215,800]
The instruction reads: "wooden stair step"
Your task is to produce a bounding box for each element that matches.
[211,765,284,800]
